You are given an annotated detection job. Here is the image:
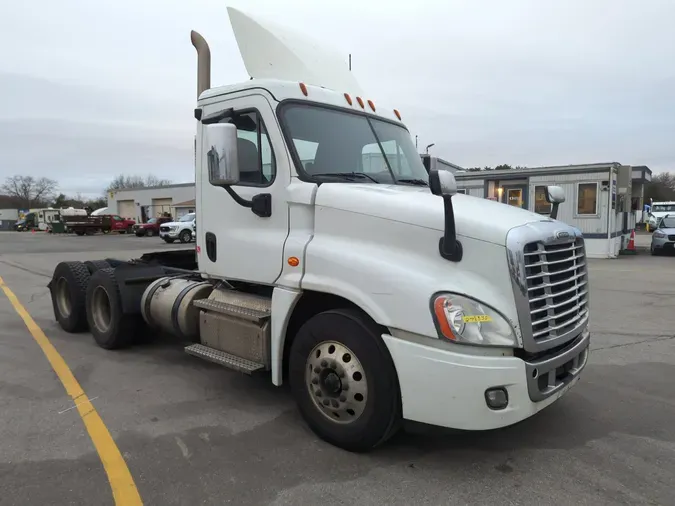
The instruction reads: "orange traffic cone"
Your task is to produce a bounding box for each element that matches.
[623,230,637,255]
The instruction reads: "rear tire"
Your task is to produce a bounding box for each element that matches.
[75,230,85,236]
[85,268,140,349]
[84,260,111,275]
[288,308,401,453]
[146,229,154,237]
[49,261,91,333]
[135,231,145,237]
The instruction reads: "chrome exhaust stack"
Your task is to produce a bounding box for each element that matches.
[190,30,211,98]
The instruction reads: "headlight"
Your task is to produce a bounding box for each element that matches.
[431,293,517,347]
[653,231,666,238]
[170,226,178,231]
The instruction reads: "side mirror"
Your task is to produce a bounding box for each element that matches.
[428,169,462,262]
[545,185,565,220]
[205,123,240,186]
[545,185,565,204]
[429,169,458,197]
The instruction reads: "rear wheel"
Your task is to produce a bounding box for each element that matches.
[75,230,85,236]
[288,308,401,453]
[49,261,91,332]
[135,230,145,237]
[85,268,140,349]
[146,229,154,237]
[84,260,111,275]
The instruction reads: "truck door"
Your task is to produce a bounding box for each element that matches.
[197,93,290,285]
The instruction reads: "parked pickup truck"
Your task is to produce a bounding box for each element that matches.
[108,215,136,233]
[160,213,196,243]
[134,216,173,237]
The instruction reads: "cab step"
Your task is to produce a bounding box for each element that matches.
[184,343,265,374]
[193,290,271,323]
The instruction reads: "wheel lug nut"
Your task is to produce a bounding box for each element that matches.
[321,360,328,367]
[339,395,346,402]
[313,367,321,374]
[330,361,337,369]
[338,371,345,378]
[315,390,322,397]
[342,385,349,391]
[323,399,330,406]
[311,378,318,385]
[331,400,339,408]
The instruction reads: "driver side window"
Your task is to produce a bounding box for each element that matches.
[225,111,276,187]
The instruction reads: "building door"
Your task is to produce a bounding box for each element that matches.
[151,198,173,218]
[118,200,135,220]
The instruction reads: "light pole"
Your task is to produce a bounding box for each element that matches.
[425,143,435,154]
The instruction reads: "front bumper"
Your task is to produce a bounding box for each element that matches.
[651,236,675,252]
[159,230,179,239]
[382,329,589,430]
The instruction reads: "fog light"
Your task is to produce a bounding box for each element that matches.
[485,387,509,410]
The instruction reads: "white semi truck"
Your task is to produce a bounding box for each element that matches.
[47,8,590,452]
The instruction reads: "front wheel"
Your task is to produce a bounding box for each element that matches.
[163,238,175,244]
[288,308,401,453]
[179,229,192,243]
[146,229,154,237]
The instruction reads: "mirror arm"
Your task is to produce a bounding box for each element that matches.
[439,195,463,262]
[550,202,560,220]
[223,185,252,208]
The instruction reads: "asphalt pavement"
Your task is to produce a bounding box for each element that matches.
[0,231,674,506]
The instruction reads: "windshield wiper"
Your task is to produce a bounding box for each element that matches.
[397,178,429,186]
[313,172,380,183]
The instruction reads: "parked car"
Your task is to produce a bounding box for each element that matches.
[650,214,675,255]
[159,213,196,244]
[134,217,173,237]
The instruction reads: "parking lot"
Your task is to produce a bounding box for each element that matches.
[1,231,674,506]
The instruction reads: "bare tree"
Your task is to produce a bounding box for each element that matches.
[106,174,172,192]
[1,175,58,208]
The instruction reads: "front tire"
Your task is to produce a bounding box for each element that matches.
[163,238,175,244]
[288,308,401,453]
[179,230,191,243]
[146,229,154,237]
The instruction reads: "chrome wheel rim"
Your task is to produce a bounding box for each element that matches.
[305,341,368,424]
[55,277,72,318]
[91,286,112,332]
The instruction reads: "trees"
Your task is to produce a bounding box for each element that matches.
[106,174,172,192]
[1,175,58,208]
[645,173,675,202]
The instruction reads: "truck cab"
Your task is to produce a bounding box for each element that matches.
[48,8,590,453]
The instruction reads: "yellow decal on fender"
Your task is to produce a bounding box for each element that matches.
[462,315,492,323]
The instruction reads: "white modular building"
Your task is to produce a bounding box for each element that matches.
[454,163,652,259]
[107,183,196,223]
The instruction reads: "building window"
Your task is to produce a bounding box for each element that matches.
[577,183,598,215]
[456,189,467,194]
[534,186,552,214]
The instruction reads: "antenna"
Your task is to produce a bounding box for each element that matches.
[349,54,352,71]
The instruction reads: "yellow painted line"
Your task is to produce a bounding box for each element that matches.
[0,276,142,506]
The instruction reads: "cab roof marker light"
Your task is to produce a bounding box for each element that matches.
[356,96,365,108]
[367,99,376,112]
[299,82,308,96]
[344,93,353,106]
[394,109,402,120]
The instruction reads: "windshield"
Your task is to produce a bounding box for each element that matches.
[659,216,675,228]
[279,103,429,185]
[652,204,675,212]
[179,214,195,222]
[147,218,157,224]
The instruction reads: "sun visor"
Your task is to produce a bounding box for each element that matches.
[227,7,364,95]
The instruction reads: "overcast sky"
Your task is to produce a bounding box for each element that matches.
[1,0,673,197]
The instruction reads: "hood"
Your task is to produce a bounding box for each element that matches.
[227,7,363,95]
[314,183,554,246]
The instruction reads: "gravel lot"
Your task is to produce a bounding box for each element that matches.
[0,231,674,506]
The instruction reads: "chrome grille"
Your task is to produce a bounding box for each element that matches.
[668,235,675,241]
[523,237,589,344]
